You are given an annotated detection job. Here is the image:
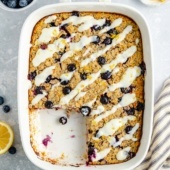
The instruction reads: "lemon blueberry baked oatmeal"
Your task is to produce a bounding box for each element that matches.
[28,11,145,165]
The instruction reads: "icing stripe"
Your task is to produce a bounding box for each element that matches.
[44,15,57,24]
[37,27,59,44]
[35,66,55,86]
[91,106,105,116]
[93,93,136,123]
[99,18,122,34]
[92,148,111,162]
[31,91,47,105]
[61,16,106,32]
[60,36,97,62]
[80,25,133,67]
[109,123,139,147]
[95,116,136,138]
[109,66,141,92]
[116,147,131,161]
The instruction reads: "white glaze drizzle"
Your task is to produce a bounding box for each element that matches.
[109,123,139,147]
[116,147,131,161]
[109,66,141,92]
[92,148,111,162]
[112,67,120,75]
[96,116,136,138]
[83,48,91,56]
[44,15,57,24]
[60,72,74,82]
[99,18,122,34]
[33,38,66,67]
[31,91,47,105]
[91,105,105,116]
[81,25,133,67]
[51,82,60,90]
[60,36,97,62]
[35,66,55,86]
[75,92,87,101]
[101,46,137,73]
[61,16,106,32]
[37,27,59,44]
[93,93,136,123]
[135,38,139,45]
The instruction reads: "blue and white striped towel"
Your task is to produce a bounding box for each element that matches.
[136,79,170,170]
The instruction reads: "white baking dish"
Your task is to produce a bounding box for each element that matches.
[18,2,154,170]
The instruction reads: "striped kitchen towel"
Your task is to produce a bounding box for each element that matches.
[135,79,170,170]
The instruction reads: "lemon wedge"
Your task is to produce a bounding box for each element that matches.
[0,121,14,154]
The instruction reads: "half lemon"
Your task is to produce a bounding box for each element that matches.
[0,121,14,154]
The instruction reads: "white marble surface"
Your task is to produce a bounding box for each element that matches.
[0,0,170,170]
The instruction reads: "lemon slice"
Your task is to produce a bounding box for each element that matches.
[0,121,14,154]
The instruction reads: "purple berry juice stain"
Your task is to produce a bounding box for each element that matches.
[42,135,52,147]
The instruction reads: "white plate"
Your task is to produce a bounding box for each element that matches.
[18,2,154,170]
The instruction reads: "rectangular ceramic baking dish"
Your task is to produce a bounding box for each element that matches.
[18,1,154,170]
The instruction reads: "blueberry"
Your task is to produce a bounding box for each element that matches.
[60,34,69,39]
[1,0,7,5]
[124,108,135,115]
[88,143,95,162]
[3,105,10,113]
[63,86,71,95]
[72,11,79,17]
[139,62,146,75]
[136,102,144,111]
[28,71,36,80]
[19,0,28,7]
[60,24,71,37]
[59,117,67,125]
[61,80,69,85]
[97,56,106,66]
[103,20,111,27]
[79,106,91,116]
[125,126,133,134]
[80,73,87,80]
[40,44,47,50]
[107,28,118,35]
[100,94,109,104]
[45,101,53,109]
[92,36,100,44]
[34,86,45,95]
[128,152,136,159]
[0,96,4,105]
[54,58,60,63]
[7,0,17,8]
[118,97,122,103]
[101,71,112,80]
[91,25,102,31]
[67,64,76,72]
[121,86,133,94]
[45,75,52,83]
[115,135,119,142]
[8,146,17,154]
[103,37,112,45]
[49,22,56,27]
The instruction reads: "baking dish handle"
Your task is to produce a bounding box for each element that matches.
[59,0,111,2]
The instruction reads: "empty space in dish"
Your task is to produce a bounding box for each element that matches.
[30,109,86,165]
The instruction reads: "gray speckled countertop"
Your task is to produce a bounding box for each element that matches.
[0,0,170,170]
